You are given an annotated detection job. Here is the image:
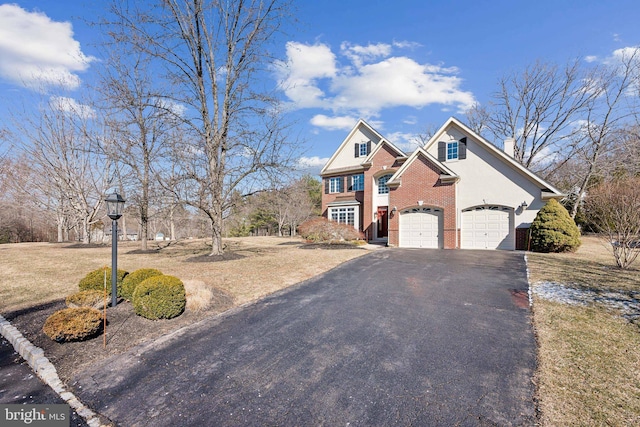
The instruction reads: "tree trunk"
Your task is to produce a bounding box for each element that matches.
[210,218,223,256]
[169,204,176,241]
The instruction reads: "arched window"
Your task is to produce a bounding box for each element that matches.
[378,174,393,194]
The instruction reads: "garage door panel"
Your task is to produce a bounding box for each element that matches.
[461,206,513,250]
[399,208,442,249]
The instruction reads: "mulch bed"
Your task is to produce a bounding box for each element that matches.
[4,292,234,383]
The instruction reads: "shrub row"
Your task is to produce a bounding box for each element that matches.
[298,217,364,242]
[43,268,186,342]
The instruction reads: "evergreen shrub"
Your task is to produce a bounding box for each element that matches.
[121,268,163,301]
[530,199,581,253]
[66,290,105,309]
[78,268,128,296]
[132,275,186,320]
[43,307,103,343]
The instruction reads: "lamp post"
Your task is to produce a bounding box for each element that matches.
[105,191,125,307]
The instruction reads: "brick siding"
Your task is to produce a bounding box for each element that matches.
[387,155,457,249]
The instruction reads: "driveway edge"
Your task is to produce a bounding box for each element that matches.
[0,314,110,427]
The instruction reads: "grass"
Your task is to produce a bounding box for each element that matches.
[0,236,367,314]
[528,235,640,426]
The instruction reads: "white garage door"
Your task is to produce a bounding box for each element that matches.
[461,206,513,250]
[399,207,442,248]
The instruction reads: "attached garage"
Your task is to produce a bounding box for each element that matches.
[399,207,442,248]
[461,206,514,250]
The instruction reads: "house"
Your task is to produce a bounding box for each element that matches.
[320,117,563,250]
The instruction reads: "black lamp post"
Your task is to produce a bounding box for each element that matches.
[105,191,125,307]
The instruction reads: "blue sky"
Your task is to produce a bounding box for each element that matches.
[1,0,640,174]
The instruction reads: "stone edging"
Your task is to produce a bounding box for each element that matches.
[0,314,109,427]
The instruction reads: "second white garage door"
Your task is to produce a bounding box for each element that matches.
[461,206,513,250]
[399,207,442,248]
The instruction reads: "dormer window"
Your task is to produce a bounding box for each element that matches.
[447,141,458,160]
[355,141,371,158]
[438,137,467,162]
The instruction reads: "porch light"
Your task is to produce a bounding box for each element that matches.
[521,201,528,209]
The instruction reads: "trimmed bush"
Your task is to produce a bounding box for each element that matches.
[78,268,128,297]
[121,268,163,301]
[530,199,581,253]
[66,290,105,309]
[132,275,186,320]
[298,217,364,242]
[43,307,103,343]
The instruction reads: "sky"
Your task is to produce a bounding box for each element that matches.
[1,0,640,175]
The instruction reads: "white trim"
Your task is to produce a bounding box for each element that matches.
[328,205,359,231]
[387,147,458,186]
[321,119,386,175]
[423,117,564,197]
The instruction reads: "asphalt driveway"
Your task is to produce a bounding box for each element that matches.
[72,249,536,426]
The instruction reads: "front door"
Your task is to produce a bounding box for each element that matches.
[377,207,388,238]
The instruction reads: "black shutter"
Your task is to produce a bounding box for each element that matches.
[459,137,467,159]
[366,140,371,155]
[338,177,344,193]
[347,176,353,192]
[324,178,329,194]
[354,143,359,158]
[438,141,446,161]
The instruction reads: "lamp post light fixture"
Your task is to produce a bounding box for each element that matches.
[105,191,125,307]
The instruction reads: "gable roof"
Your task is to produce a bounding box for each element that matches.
[387,147,459,186]
[361,137,406,167]
[423,117,564,196]
[320,119,406,175]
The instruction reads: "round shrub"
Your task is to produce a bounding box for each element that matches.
[530,199,581,253]
[121,268,163,301]
[66,290,105,309]
[132,275,186,320]
[43,307,103,343]
[78,268,128,297]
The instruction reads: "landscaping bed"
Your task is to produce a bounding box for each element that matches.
[0,237,368,382]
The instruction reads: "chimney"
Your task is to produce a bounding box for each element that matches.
[503,138,515,157]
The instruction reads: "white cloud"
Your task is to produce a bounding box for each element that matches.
[385,131,420,153]
[49,96,95,119]
[392,40,422,50]
[611,46,640,61]
[584,55,598,63]
[0,4,95,91]
[298,156,329,169]
[274,42,337,109]
[158,99,187,117]
[340,42,391,67]
[310,114,358,131]
[276,41,476,120]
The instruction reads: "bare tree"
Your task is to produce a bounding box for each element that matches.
[12,96,108,243]
[95,45,176,250]
[106,0,296,255]
[585,177,640,268]
[464,102,492,137]
[564,49,640,218]
[481,59,599,173]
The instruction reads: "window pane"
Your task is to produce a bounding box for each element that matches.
[359,143,368,157]
[352,174,364,191]
[447,142,458,160]
[378,174,392,194]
